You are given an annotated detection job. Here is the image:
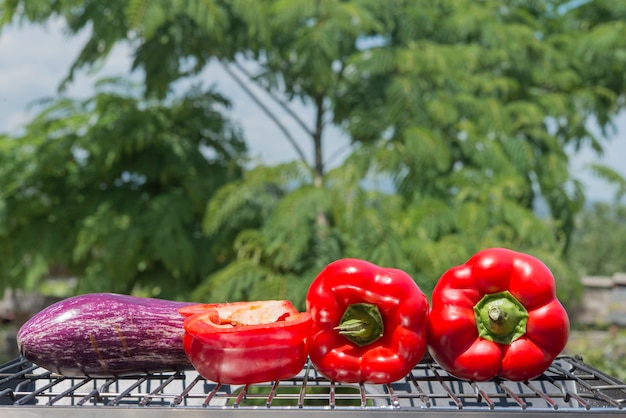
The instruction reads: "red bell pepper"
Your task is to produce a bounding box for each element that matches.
[427,248,570,381]
[179,300,311,384]
[305,258,429,384]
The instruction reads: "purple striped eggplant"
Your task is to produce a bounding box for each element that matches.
[16,293,196,377]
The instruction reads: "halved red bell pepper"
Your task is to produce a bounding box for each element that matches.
[427,248,570,381]
[179,300,311,384]
[305,258,429,384]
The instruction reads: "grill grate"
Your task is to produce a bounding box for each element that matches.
[1,355,625,415]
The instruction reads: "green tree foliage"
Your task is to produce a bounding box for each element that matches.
[199,157,411,308]
[567,201,626,277]
[1,1,625,307]
[343,1,626,248]
[571,330,626,383]
[0,80,246,297]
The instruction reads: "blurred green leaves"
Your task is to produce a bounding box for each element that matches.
[0,80,245,297]
[1,0,626,310]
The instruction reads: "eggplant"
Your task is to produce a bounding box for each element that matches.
[16,293,195,377]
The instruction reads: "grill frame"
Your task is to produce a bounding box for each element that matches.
[1,355,625,416]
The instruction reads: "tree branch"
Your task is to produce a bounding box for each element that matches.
[218,59,310,167]
[230,58,315,138]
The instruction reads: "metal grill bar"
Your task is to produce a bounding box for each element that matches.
[14,374,63,406]
[266,379,280,407]
[525,380,558,410]
[407,372,432,407]
[48,378,93,406]
[427,363,463,409]
[547,374,591,410]
[496,379,528,409]
[138,372,179,406]
[470,381,494,410]
[1,355,624,415]
[171,373,201,406]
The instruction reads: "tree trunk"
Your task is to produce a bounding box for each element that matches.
[313,94,329,229]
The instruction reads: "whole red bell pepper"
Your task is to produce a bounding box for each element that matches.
[179,300,311,384]
[306,258,429,384]
[427,248,570,381]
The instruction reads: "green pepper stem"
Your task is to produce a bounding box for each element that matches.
[334,303,384,347]
[489,306,503,322]
[474,291,528,345]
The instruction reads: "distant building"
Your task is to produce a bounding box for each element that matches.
[573,273,626,327]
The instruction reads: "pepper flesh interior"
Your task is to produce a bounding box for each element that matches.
[214,301,291,327]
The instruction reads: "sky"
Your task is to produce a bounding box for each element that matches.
[0,19,624,203]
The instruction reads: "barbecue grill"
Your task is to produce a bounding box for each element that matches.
[1,355,624,416]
